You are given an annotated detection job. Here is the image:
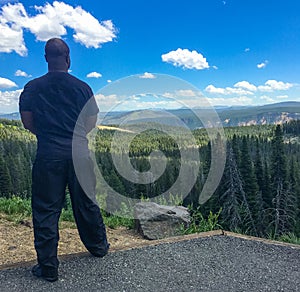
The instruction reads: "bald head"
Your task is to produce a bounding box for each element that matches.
[45,38,70,72]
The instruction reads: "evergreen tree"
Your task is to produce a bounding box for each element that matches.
[240,136,259,217]
[270,125,292,237]
[220,143,257,235]
[0,155,12,197]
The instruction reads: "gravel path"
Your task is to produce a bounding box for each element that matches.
[0,235,299,292]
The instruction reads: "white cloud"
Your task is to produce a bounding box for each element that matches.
[244,48,250,52]
[207,96,253,106]
[86,71,102,78]
[15,69,31,77]
[0,77,17,89]
[205,84,253,95]
[265,80,293,90]
[260,95,275,103]
[234,81,257,91]
[107,80,112,83]
[0,2,117,56]
[0,89,22,111]
[94,93,122,111]
[161,89,203,100]
[257,60,268,69]
[161,48,209,70]
[205,85,226,95]
[276,95,289,99]
[175,90,198,97]
[139,72,156,79]
[258,80,293,92]
[0,13,27,55]
[257,85,273,92]
[206,80,294,97]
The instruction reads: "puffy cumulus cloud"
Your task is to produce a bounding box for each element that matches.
[94,93,119,110]
[258,80,293,92]
[205,84,253,96]
[0,89,22,109]
[206,80,294,96]
[161,48,209,70]
[139,72,156,79]
[0,1,117,56]
[234,81,257,92]
[0,13,27,55]
[0,77,17,89]
[86,72,102,78]
[265,80,293,90]
[15,69,31,77]
[257,60,268,69]
[205,85,226,95]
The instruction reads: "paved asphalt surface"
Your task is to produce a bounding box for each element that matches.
[0,235,299,292]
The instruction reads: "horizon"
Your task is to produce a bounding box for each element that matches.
[1,100,300,116]
[0,1,300,113]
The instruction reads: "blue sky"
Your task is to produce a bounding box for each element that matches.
[0,0,300,113]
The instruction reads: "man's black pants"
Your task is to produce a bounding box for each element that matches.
[31,157,109,270]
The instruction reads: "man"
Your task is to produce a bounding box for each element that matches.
[19,38,109,282]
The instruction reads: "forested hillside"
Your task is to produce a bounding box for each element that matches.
[1,118,300,239]
[0,119,36,198]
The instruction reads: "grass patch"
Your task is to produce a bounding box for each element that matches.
[0,196,31,217]
[103,212,134,229]
[0,195,134,229]
[180,207,222,235]
[278,233,300,245]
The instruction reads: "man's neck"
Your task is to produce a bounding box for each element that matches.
[48,68,68,73]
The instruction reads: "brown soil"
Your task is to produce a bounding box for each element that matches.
[0,213,149,267]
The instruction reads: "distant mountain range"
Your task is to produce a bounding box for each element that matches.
[2,101,300,129]
[0,112,21,120]
[99,101,300,129]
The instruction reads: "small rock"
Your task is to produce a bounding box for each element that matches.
[8,246,17,251]
[19,219,33,228]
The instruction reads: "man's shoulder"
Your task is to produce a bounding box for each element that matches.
[22,74,48,91]
[25,74,47,84]
[67,73,91,90]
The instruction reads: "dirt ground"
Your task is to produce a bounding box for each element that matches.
[0,214,149,266]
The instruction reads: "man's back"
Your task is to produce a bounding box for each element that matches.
[19,72,98,159]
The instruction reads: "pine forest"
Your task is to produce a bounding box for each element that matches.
[1,118,300,240]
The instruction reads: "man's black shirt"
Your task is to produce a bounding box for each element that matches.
[19,72,99,159]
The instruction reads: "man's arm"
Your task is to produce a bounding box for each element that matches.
[85,114,97,133]
[20,111,36,135]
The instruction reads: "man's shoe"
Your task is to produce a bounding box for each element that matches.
[31,264,58,282]
[90,243,110,258]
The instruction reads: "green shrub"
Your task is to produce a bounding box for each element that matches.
[0,196,31,216]
[103,213,135,229]
[278,233,300,245]
[102,202,135,229]
[180,207,222,235]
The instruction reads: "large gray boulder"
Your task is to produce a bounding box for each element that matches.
[134,202,191,240]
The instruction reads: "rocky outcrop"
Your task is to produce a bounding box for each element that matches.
[134,202,190,240]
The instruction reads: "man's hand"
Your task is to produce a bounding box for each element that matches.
[20,111,36,135]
